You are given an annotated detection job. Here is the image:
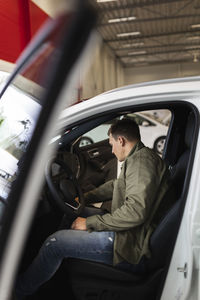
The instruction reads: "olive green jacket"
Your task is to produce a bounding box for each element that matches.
[85,141,170,265]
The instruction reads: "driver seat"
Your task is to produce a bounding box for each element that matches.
[64,199,179,300]
[63,113,194,300]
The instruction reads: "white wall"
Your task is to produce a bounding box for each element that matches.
[124,61,200,85]
[32,1,125,100]
[80,49,200,100]
[80,38,124,100]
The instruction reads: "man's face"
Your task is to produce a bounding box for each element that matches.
[109,133,125,162]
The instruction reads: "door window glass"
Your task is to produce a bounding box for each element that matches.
[0,14,76,216]
[80,109,171,156]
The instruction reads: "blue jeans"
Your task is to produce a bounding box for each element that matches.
[16,207,115,297]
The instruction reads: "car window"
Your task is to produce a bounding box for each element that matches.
[126,114,155,126]
[80,109,171,155]
[0,13,78,217]
[79,121,111,147]
[0,86,40,196]
[0,80,43,221]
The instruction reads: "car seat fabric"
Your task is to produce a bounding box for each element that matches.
[146,111,195,272]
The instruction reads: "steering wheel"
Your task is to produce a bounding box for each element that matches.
[45,158,85,216]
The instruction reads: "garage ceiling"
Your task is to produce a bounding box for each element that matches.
[89,0,200,68]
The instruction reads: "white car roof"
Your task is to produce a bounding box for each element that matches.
[58,76,200,130]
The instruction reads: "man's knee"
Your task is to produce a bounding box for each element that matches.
[44,229,74,248]
[44,230,65,248]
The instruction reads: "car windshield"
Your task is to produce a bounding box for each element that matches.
[0,81,41,200]
[0,13,76,214]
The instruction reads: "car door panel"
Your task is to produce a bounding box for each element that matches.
[78,139,114,191]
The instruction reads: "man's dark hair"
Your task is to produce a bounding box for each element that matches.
[108,118,141,141]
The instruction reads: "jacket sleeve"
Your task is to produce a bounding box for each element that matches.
[84,179,114,205]
[86,151,164,232]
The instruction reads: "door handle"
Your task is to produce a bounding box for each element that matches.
[88,149,100,158]
[177,263,187,278]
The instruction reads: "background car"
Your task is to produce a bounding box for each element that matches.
[80,111,169,155]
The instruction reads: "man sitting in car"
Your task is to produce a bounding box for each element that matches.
[16,119,171,298]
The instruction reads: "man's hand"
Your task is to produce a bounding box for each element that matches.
[71,217,87,231]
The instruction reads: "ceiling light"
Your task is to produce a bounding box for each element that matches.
[117,32,140,37]
[128,50,146,55]
[135,62,149,66]
[121,42,144,48]
[190,24,200,29]
[185,45,200,49]
[187,36,200,40]
[108,16,136,23]
[128,59,148,65]
[97,0,118,2]
[121,44,132,47]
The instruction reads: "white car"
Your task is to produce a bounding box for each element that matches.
[80,112,169,154]
[0,1,199,300]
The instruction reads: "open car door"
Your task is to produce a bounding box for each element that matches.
[0,1,97,299]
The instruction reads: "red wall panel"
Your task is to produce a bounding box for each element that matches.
[0,0,22,62]
[0,0,48,63]
[29,1,48,38]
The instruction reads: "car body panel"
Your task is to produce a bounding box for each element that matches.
[58,78,200,131]
[161,138,200,299]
